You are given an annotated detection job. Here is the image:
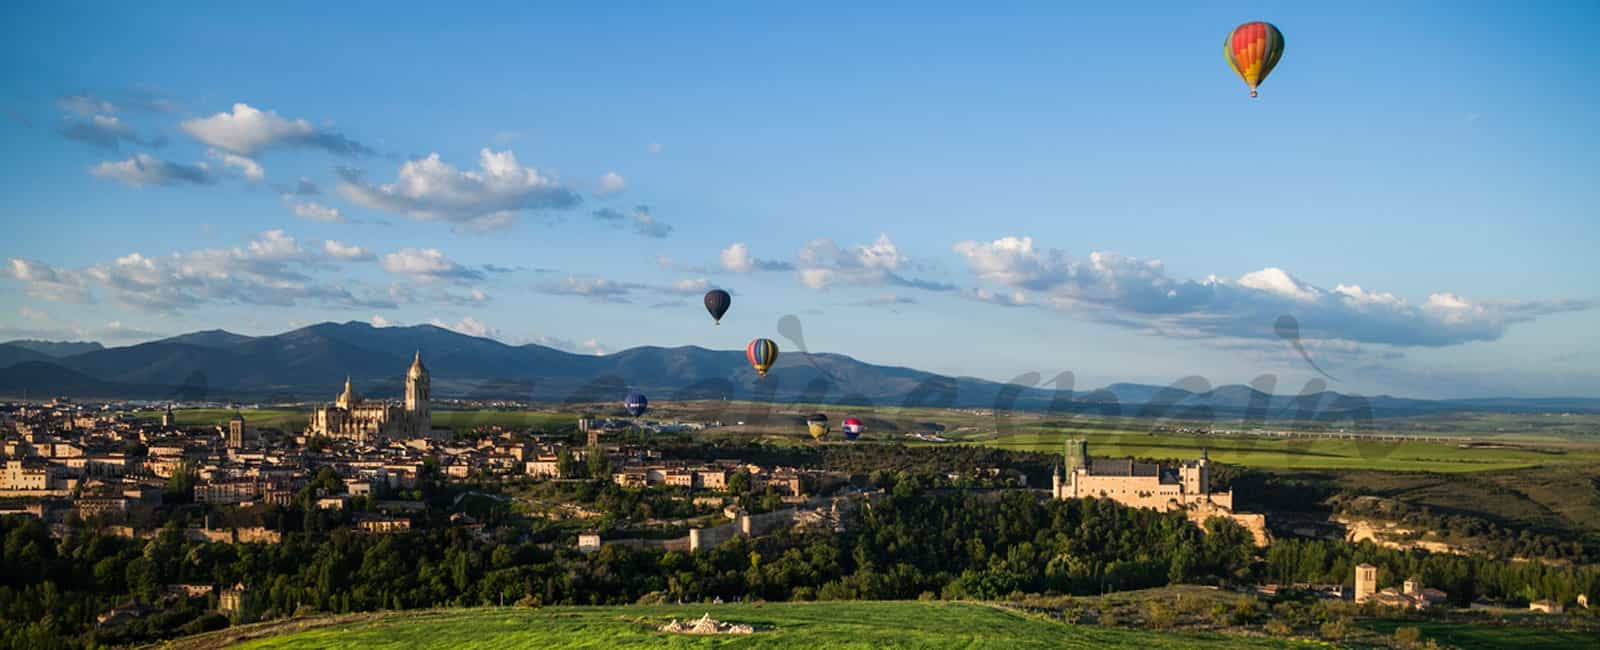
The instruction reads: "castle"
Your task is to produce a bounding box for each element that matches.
[1051,439,1269,545]
[306,352,432,443]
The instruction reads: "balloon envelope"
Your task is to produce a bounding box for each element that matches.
[806,414,829,440]
[704,290,731,324]
[1223,21,1284,98]
[746,338,779,377]
[842,417,864,441]
[623,392,649,417]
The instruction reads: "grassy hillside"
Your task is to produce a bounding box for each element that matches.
[175,601,1319,649]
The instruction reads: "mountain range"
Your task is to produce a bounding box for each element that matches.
[2,322,1596,417]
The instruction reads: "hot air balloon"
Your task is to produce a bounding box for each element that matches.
[704,289,731,325]
[806,413,829,440]
[1223,21,1284,98]
[746,338,779,377]
[623,392,649,418]
[842,417,864,441]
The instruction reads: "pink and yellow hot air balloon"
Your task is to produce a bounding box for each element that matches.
[1223,21,1285,98]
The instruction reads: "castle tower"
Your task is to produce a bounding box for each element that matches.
[1355,563,1377,603]
[1051,465,1062,499]
[161,405,175,428]
[1063,439,1087,482]
[405,351,431,435]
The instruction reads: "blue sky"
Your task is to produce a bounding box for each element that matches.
[2,1,1597,398]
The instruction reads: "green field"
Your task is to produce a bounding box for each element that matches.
[177,601,1322,649]
[1362,618,1597,650]
[976,428,1600,473]
[158,402,1600,475]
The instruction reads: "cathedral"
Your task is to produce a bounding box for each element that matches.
[307,352,432,442]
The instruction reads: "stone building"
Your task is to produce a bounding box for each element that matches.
[307,352,432,443]
[1355,563,1377,603]
[1049,440,1268,545]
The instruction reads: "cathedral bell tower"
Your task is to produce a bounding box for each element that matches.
[405,351,431,434]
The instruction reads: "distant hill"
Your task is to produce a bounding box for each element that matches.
[0,343,54,368]
[0,321,1595,415]
[156,329,257,349]
[1,339,104,357]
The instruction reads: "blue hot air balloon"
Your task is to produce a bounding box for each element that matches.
[624,392,649,418]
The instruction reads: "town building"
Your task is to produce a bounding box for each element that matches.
[306,352,432,443]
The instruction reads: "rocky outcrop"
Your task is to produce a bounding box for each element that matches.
[658,613,754,635]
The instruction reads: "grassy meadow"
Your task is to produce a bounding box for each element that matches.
[177,601,1324,650]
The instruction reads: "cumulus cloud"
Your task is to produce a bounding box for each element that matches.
[796,234,953,291]
[3,231,403,314]
[370,314,395,328]
[288,200,344,222]
[338,149,579,231]
[536,275,646,303]
[321,240,373,261]
[952,235,1595,347]
[720,242,794,273]
[90,154,215,187]
[181,103,370,157]
[209,149,264,181]
[379,248,485,283]
[5,259,92,303]
[592,205,672,238]
[430,315,497,339]
[595,171,626,197]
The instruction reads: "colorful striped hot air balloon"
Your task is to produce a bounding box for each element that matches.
[746,338,779,377]
[1223,21,1285,98]
[842,417,864,441]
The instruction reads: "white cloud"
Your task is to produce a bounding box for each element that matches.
[339,148,579,231]
[209,149,265,181]
[595,171,626,197]
[380,248,484,282]
[796,234,951,291]
[4,231,402,314]
[537,275,644,302]
[322,240,374,261]
[19,306,48,321]
[181,103,369,156]
[370,314,395,327]
[90,154,215,187]
[289,200,344,223]
[952,234,1595,347]
[5,259,92,303]
[430,315,497,339]
[719,242,793,273]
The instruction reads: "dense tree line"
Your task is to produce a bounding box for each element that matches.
[6,481,1598,648]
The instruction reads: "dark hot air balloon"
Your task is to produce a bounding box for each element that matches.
[1223,21,1285,98]
[842,417,864,441]
[623,392,649,418]
[746,338,778,377]
[704,289,731,325]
